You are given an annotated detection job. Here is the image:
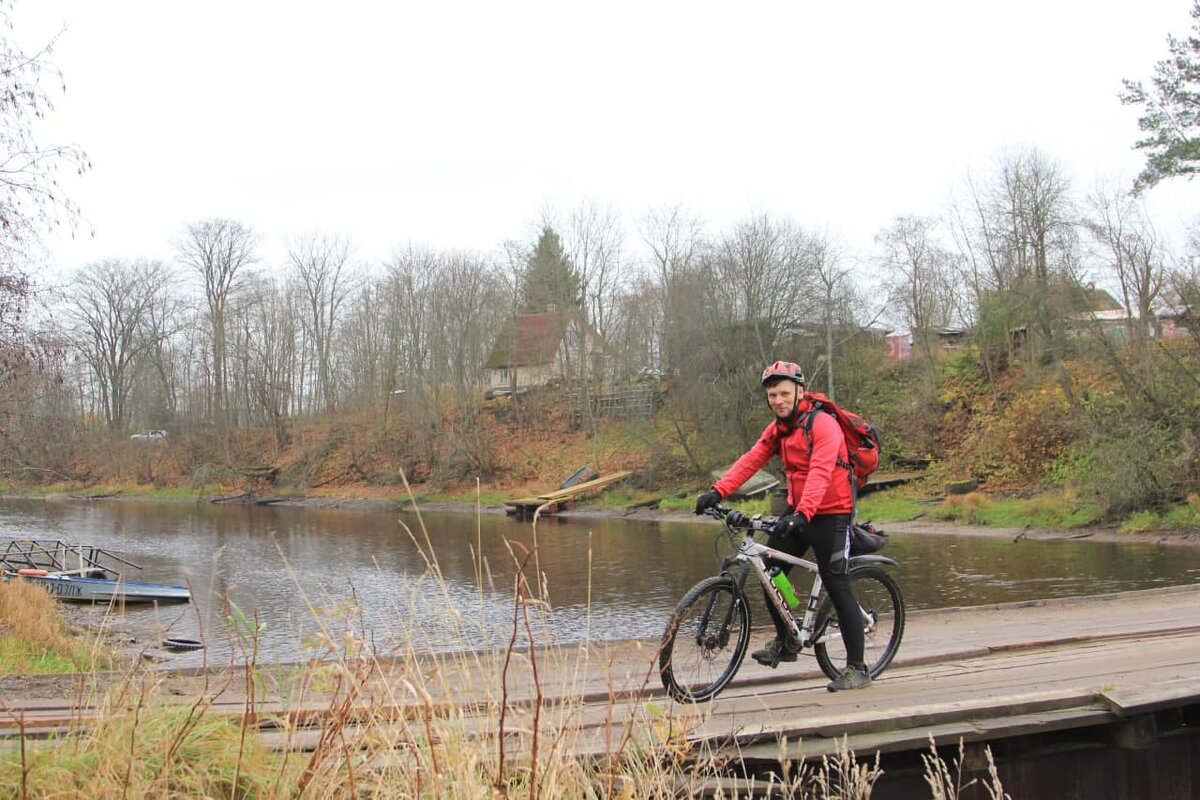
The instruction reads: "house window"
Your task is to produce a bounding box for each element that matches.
[498,368,510,385]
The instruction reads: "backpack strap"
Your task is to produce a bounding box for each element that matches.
[802,401,854,474]
[801,400,859,520]
[799,401,821,457]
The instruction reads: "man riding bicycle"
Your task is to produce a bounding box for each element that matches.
[694,360,871,692]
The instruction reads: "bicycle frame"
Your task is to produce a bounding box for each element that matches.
[723,531,828,650]
[719,521,900,651]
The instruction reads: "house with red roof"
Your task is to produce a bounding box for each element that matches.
[483,310,613,398]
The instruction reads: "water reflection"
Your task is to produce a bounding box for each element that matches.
[2,498,1198,667]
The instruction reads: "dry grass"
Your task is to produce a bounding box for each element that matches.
[0,580,75,653]
[0,580,113,673]
[923,737,1011,800]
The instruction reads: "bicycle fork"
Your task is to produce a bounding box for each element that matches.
[694,576,742,650]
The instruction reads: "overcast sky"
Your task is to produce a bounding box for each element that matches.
[14,0,1200,279]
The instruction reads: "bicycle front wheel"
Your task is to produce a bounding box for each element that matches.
[813,565,905,681]
[659,575,750,703]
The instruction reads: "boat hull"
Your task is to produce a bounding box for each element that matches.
[710,467,780,499]
[9,573,191,604]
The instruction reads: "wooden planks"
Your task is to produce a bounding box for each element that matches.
[506,470,633,514]
[5,585,1200,771]
[1098,675,1200,717]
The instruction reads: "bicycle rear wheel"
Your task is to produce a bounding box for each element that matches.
[659,575,750,703]
[813,565,905,681]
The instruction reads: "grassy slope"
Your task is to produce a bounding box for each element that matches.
[0,581,112,673]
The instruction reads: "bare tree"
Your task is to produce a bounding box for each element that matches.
[0,4,90,268]
[338,278,391,416]
[638,204,706,376]
[375,245,509,478]
[428,251,508,477]
[1167,242,1200,350]
[1086,184,1164,337]
[0,3,87,428]
[380,245,446,469]
[712,212,819,365]
[287,232,358,414]
[949,149,1079,372]
[65,259,172,432]
[604,275,661,380]
[808,236,853,400]
[240,274,296,451]
[174,218,259,429]
[948,176,1010,379]
[877,215,961,383]
[136,286,189,425]
[565,199,625,341]
[382,245,438,388]
[1084,182,1169,396]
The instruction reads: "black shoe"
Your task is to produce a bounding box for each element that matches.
[750,638,798,668]
[826,664,871,692]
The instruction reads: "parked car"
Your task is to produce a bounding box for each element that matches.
[635,367,665,382]
[130,429,167,441]
[483,386,532,400]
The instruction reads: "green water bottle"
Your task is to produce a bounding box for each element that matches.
[769,568,800,610]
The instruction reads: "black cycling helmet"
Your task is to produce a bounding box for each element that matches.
[761,360,805,387]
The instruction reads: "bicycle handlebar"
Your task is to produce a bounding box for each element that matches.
[707,504,778,533]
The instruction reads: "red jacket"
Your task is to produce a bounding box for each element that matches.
[713,395,853,520]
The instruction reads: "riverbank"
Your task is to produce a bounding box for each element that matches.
[8,487,1200,548]
[253,490,1200,549]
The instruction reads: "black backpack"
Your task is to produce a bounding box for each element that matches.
[849,522,888,555]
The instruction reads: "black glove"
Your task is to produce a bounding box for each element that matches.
[771,512,807,537]
[694,489,722,515]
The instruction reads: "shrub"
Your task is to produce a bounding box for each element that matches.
[1069,414,1182,514]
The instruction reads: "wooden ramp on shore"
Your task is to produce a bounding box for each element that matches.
[505,470,633,515]
[861,469,926,493]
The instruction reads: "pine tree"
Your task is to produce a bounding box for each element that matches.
[520,227,582,313]
[1121,1,1200,191]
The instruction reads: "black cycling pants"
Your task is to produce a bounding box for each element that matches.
[762,512,865,669]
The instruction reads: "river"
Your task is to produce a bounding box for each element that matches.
[3,497,1199,668]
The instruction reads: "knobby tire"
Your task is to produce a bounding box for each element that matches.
[813,565,905,681]
[658,575,750,703]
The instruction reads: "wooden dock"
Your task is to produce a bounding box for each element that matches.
[4,585,1199,794]
[505,470,633,515]
[861,469,926,493]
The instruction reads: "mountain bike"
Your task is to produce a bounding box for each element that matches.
[658,505,905,703]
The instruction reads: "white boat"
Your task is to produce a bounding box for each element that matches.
[8,570,191,604]
[1,540,191,604]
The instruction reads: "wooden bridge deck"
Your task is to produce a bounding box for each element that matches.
[4,585,1200,783]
